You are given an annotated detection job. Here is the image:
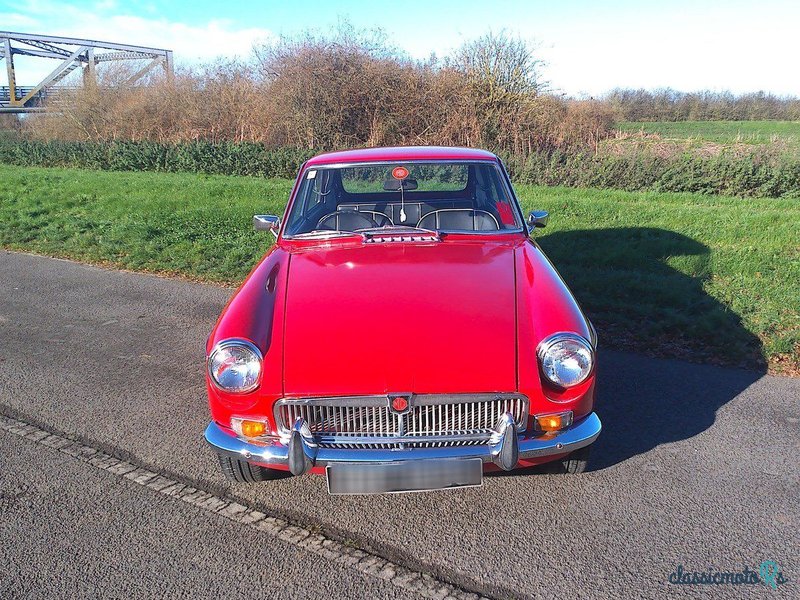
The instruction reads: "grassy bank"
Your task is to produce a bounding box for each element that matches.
[616,120,800,148]
[0,165,796,374]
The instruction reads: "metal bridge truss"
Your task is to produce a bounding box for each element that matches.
[1,31,173,113]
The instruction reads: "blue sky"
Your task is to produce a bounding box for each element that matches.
[2,0,798,96]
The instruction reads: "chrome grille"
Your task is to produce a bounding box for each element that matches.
[276,395,527,448]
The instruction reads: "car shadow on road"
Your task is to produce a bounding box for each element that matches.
[514,227,765,472]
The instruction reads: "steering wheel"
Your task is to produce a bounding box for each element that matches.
[317,211,379,231]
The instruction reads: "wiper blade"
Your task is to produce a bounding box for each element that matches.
[289,226,441,243]
[289,230,364,240]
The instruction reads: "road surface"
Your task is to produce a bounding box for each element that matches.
[0,250,797,599]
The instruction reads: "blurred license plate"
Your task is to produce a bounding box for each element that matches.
[326,458,483,495]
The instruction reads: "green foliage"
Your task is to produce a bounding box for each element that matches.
[499,150,800,198]
[3,139,800,198]
[0,139,316,179]
[0,165,797,373]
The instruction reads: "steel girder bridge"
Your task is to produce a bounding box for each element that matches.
[1,31,173,113]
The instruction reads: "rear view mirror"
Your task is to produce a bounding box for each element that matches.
[254,215,281,239]
[528,210,549,229]
[383,178,419,191]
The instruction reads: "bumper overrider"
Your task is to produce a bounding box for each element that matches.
[205,411,602,475]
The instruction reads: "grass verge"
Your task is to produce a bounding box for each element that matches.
[616,120,800,148]
[1,165,797,374]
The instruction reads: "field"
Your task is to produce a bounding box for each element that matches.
[0,165,797,374]
[616,120,800,147]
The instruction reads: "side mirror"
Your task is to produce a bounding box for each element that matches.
[254,215,281,238]
[528,210,549,229]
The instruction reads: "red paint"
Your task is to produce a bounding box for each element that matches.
[205,146,597,474]
[205,246,289,424]
[305,146,497,167]
[514,240,596,418]
[282,241,517,396]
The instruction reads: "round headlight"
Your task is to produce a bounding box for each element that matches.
[207,339,262,393]
[537,333,594,388]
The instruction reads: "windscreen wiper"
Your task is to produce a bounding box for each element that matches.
[289,230,364,240]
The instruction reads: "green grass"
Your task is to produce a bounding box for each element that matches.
[0,167,291,281]
[1,165,797,373]
[526,185,799,373]
[616,120,800,146]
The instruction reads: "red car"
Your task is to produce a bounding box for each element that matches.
[204,146,601,494]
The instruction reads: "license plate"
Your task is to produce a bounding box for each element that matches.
[326,458,483,495]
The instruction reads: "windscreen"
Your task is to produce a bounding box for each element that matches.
[283,162,522,237]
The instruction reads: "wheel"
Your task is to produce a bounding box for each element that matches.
[561,445,592,474]
[217,453,282,483]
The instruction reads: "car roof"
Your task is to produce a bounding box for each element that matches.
[305,146,498,167]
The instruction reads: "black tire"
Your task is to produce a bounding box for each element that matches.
[561,445,592,474]
[217,453,282,483]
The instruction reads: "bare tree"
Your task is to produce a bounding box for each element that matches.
[21,24,612,156]
[448,31,550,148]
[450,31,546,96]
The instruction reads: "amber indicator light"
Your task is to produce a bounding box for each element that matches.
[240,420,267,438]
[537,414,564,432]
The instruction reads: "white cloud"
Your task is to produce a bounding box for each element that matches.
[63,15,274,60]
[4,1,273,84]
[0,12,39,28]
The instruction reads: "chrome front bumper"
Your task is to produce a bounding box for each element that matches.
[205,412,602,475]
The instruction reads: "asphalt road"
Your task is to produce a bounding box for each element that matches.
[0,429,427,600]
[0,250,797,599]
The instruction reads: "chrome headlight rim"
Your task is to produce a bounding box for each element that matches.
[207,338,263,394]
[536,332,595,388]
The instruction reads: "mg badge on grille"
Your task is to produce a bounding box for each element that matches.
[388,394,412,415]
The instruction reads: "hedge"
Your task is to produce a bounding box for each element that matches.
[1,139,799,198]
[0,140,316,179]
[499,150,800,198]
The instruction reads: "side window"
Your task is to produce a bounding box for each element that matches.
[308,170,328,208]
[475,166,516,227]
[490,169,516,226]
[284,170,337,234]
